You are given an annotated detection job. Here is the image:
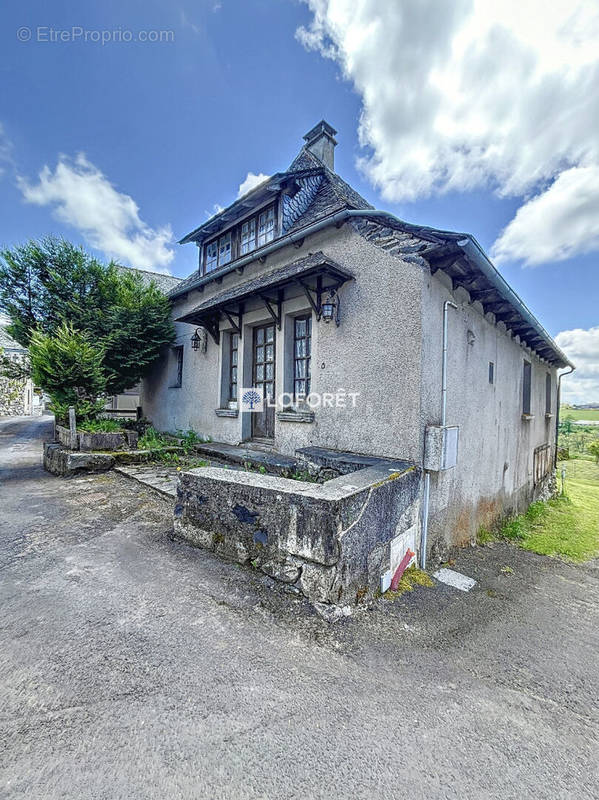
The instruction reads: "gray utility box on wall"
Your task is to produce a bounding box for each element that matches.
[424,425,459,471]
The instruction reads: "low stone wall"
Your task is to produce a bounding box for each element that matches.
[174,461,421,605]
[44,442,115,476]
[43,441,182,476]
[55,425,138,451]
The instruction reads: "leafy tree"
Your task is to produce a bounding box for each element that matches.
[0,237,119,346]
[29,323,107,423]
[0,236,175,397]
[588,440,599,464]
[101,270,174,394]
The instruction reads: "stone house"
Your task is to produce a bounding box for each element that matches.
[0,321,34,416]
[142,121,573,577]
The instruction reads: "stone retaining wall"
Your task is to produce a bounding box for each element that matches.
[174,461,421,605]
[0,376,28,416]
[55,425,138,451]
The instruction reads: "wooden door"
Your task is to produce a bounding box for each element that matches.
[252,323,276,439]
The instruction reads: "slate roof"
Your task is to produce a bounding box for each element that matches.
[349,216,573,368]
[170,140,371,300]
[167,125,571,368]
[176,147,371,249]
[115,265,182,294]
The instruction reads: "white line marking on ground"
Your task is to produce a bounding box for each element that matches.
[433,568,477,592]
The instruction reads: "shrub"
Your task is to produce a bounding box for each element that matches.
[588,440,599,464]
[77,418,123,433]
[29,322,106,424]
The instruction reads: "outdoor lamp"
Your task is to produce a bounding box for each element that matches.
[190,328,203,351]
[320,289,339,325]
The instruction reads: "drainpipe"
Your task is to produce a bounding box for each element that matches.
[421,472,431,570]
[555,365,575,467]
[421,300,458,570]
[441,301,458,427]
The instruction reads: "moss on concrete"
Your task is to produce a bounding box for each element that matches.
[383,565,434,601]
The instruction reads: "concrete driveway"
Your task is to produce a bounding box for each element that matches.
[1,415,598,799]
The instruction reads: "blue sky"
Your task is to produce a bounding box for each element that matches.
[1,0,597,400]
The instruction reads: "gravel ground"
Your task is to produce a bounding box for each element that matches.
[1,415,598,800]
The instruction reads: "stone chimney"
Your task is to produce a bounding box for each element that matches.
[303,120,338,171]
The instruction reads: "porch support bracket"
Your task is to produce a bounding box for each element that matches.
[258,291,283,330]
[295,277,322,320]
[222,303,244,338]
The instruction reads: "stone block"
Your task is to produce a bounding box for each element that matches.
[43,442,114,476]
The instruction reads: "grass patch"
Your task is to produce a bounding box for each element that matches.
[138,426,169,450]
[174,428,210,453]
[477,526,496,545]
[560,407,599,421]
[78,418,123,433]
[383,565,434,600]
[498,460,599,562]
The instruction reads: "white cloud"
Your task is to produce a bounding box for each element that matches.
[492,166,599,265]
[297,0,599,264]
[17,154,174,272]
[555,326,599,404]
[237,172,269,198]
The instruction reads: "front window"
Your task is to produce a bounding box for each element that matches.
[169,346,184,388]
[522,360,532,415]
[229,333,239,402]
[294,316,311,399]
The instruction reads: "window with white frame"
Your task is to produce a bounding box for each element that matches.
[258,207,275,247]
[293,316,311,399]
[240,218,256,255]
[229,333,239,402]
[522,360,532,415]
[203,204,276,274]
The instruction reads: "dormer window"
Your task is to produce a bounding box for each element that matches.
[240,218,256,255]
[202,204,277,274]
[218,232,231,266]
[258,207,275,247]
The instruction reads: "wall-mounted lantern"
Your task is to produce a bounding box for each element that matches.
[190,328,207,352]
[320,289,340,326]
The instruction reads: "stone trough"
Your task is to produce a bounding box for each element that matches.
[55,424,138,452]
[174,458,421,605]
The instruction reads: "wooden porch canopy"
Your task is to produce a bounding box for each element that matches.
[176,251,354,345]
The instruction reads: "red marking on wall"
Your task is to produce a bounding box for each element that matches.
[390,549,415,591]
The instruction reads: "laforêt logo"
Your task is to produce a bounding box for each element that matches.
[240,388,263,412]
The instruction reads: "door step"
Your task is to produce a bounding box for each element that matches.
[248,437,275,452]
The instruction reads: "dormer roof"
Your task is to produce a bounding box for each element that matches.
[178,121,372,247]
